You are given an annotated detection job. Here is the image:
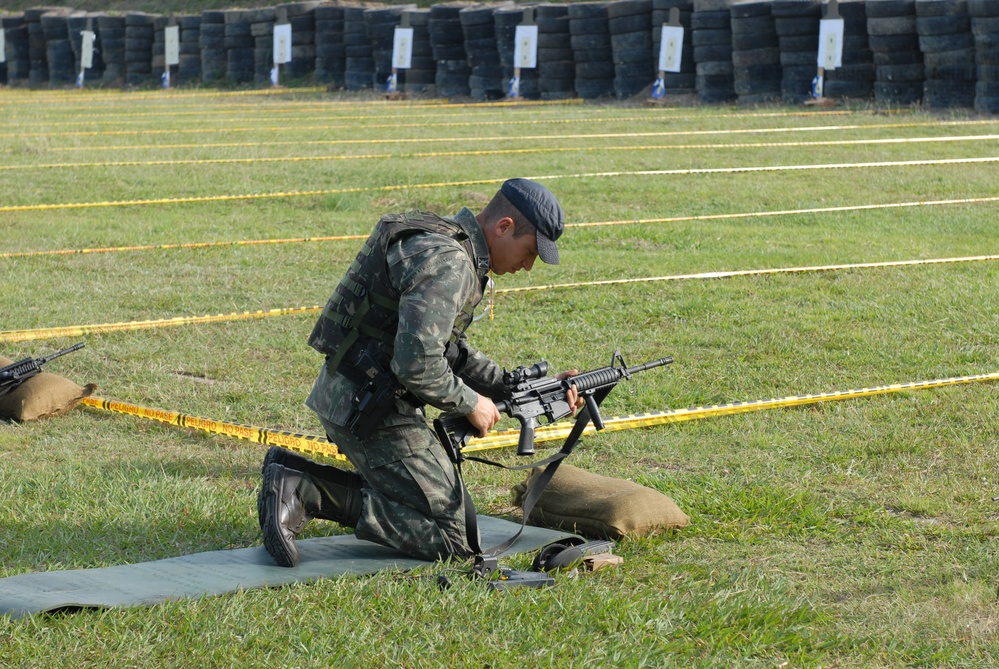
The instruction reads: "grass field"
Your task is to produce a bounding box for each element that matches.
[1,88,998,667]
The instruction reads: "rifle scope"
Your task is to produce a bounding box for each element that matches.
[503,361,548,386]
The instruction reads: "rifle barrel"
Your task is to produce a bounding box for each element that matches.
[41,342,85,363]
[626,356,673,375]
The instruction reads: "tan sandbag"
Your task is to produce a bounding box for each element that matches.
[0,355,96,422]
[512,463,690,540]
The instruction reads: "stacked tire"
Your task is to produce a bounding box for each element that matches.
[178,15,203,84]
[41,11,76,87]
[730,0,782,104]
[285,3,319,81]
[248,8,276,87]
[125,12,156,88]
[98,15,127,85]
[224,11,254,85]
[25,8,51,87]
[692,0,736,103]
[917,0,975,108]
[772,0,821,103]
[200,11,227,84]
[536,4,576,100]
[651,0,696,95]
[402,9,437,95]
[495,6,539,99]
[823,0,876,100]
[609,0,655,99]
[3,15,31,85]
[344,6,374,91]
[570,2,616,99]
[314,4,346,87]
[152,16,168,85]
[461,4,505,100]
[971,0,999,112]
[367,6,412,91]
[429,3,471,97]
[867,0,924,105]
[0,15,10,85]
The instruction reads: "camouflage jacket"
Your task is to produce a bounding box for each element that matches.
[306,207,507,428]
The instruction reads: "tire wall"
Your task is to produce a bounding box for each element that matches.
[1,0,994,109]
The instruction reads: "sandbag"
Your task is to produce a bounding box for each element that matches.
[512,463,689,539]
[0,355,96,422]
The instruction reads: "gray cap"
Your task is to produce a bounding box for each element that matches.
[501,178,564,265]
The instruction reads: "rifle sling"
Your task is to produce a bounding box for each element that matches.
[455,387,613,559]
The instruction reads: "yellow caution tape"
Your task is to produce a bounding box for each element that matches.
[0,110,971,139]
[0,154,392,170]
[0,306,320,343]
[0,98,589,125]
[463,370,999,451]
[0,178,505,214]
[3,253,996,343]
[0,153,388,172]
[0,234,369,259]
[39,119,997,153]
[80,370,999,460]
[0,106,857,129]
[541,156,999,180]
[495,254,999,294]
[0,115,712,139]
[570,196,999,229]
[4,200,998,261]
[5,157,999,214]
[80,396,344,461]
[0,102,599,133]
[6,134,999,172]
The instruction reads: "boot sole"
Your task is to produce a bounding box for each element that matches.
[260,464,300,568]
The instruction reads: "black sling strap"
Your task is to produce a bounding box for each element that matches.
[453,387,613,558]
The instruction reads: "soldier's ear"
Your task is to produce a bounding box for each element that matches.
[494,217,515,237]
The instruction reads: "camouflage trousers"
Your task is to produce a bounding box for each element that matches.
[319,414,478,562]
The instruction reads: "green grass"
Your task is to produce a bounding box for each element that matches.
[2,90,999,667]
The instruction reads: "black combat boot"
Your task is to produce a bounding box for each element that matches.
[257,446,365,531]
[310,471,364,528]
[260,462,364,567]
[260,463,317,568]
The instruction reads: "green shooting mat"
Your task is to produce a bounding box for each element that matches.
[0,516,576,619]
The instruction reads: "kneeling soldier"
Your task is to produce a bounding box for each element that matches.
[259,178,575,566]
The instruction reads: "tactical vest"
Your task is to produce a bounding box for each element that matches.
[308,210,491,383]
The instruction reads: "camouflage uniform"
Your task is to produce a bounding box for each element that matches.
[305,207,507,561]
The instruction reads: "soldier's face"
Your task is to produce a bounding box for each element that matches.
[490,220,538,275]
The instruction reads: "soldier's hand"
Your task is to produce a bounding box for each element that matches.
[556,370,584,415]
[467,394,502,438]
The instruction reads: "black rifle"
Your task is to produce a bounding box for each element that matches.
[0,343,85,398]
[434,350,672,459]
[433,350,672,568]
